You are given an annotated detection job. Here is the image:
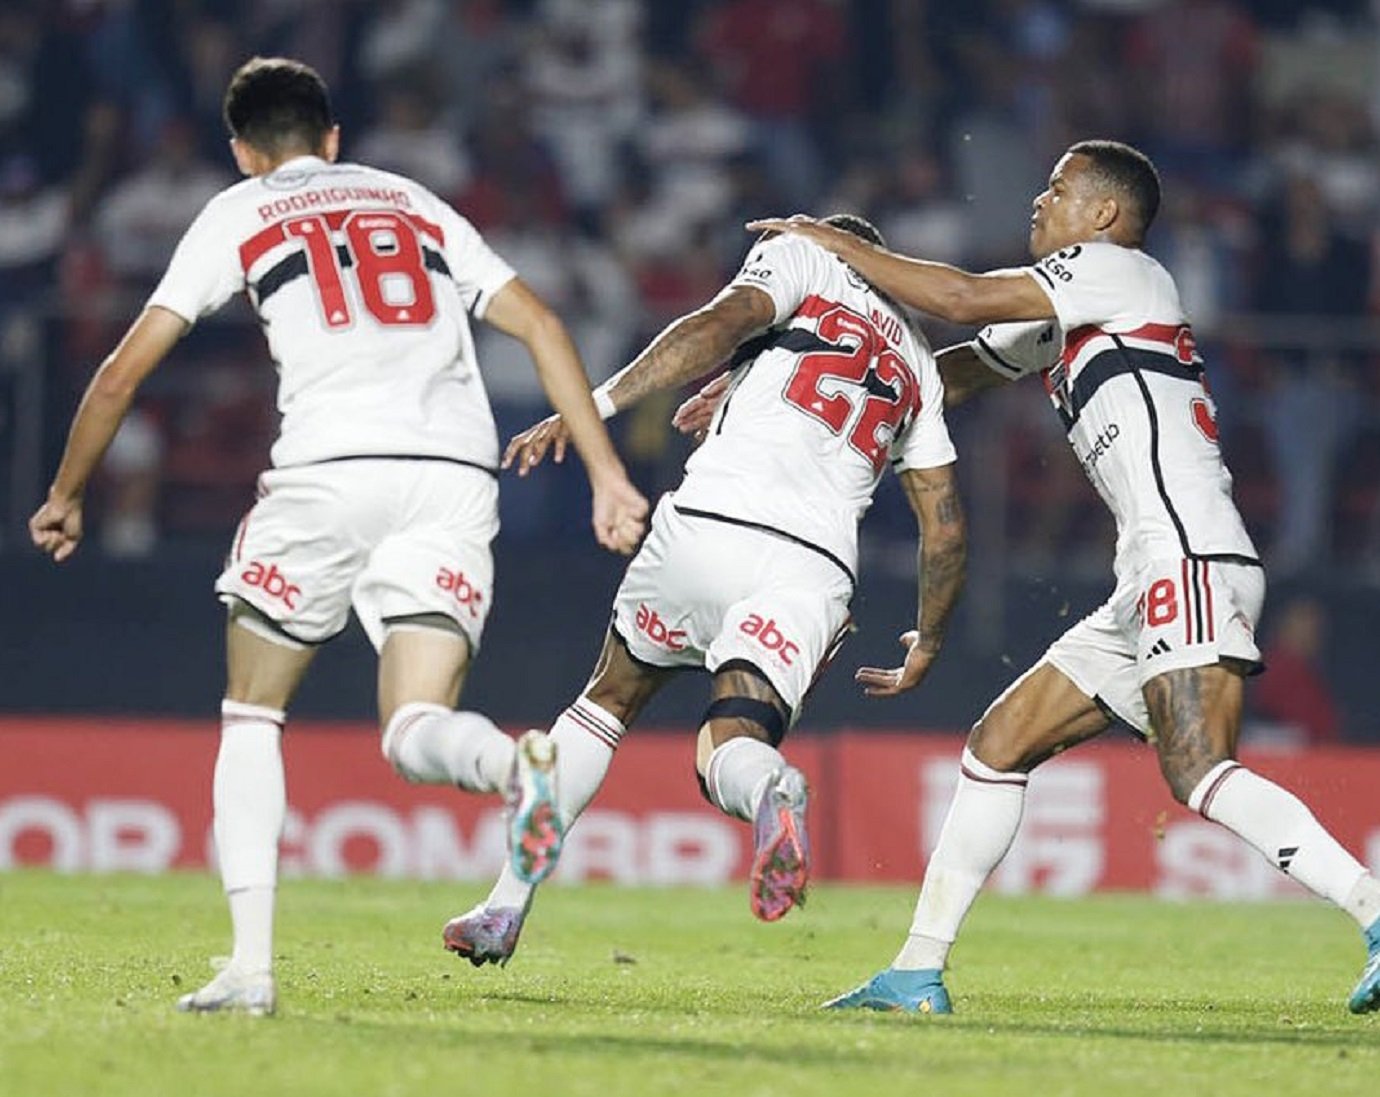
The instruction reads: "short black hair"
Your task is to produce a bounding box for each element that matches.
[1067,139,1161,239]
[823,213,885,248]
[223,57,333,157]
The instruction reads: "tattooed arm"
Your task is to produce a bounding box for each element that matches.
[856,463,968,697]
[502,286,774,473]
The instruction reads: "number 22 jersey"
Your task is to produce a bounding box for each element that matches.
[972,241,1259,573]
[672,233,957,579]
[147,155,515,471]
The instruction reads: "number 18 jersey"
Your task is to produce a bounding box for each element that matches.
[671,234,956,579]
[147,155,515,470]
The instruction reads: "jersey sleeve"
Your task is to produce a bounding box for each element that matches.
[727,234,819,324]
[971,320,1061,379]
[1027,241,1142,331]
[438,206,516,319]
[892,346,957,473]
[145,196,243,324]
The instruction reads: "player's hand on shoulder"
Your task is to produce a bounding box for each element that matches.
[502,414,570,477]
[590,472,649,556]
[745,213,819,237]
[29,494,84,563]
[671,373,731,443]
[855,630,937,698]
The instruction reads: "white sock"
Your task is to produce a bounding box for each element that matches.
[228,886,275,975]
[1343,875,1380,934]
[381,702,515,793]
[894,748,1028,972]
[1188,761,1370,921]
[703,736,783,822]
[215,701,285,974]
[486,697,627,910]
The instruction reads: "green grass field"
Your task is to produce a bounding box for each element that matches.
[0,872,1375,1097]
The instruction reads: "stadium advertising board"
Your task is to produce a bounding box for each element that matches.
[2,718,1377,897]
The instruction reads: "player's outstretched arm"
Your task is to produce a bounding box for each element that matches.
[484,277,647,555]
[30,306,186,563]
[745,215,1053,327]
[503,284,773,473]
[855,464,967,697]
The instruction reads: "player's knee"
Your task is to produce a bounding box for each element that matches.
[966,717,1029,774]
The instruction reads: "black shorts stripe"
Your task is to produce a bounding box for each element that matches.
[671,505,857,589]
[279,454,498,478]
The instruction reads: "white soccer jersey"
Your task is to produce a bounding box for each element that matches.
[671,233,956,580]
[148,155,515,470]
[971,242,1258,572]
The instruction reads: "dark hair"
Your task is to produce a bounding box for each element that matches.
[1067,139,1161,238]
[823,212,886,248]
[223,57,333,157]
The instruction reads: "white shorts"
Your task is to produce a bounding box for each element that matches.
[215,459,498,652]
[611,497,854,720]
[1043,557,1265,737]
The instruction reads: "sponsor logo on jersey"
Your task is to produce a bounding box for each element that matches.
[241,560,302,611]
[738,614,799,666]
[635,604,687,651]
[436,567,485,618]
[1077,422,1121,475]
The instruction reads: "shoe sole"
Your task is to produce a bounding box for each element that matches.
[442,920,515,968]
[176,994,275,1016]
[510,732,564,886]
[750,773,809,923]
[1349,958,1380,1014]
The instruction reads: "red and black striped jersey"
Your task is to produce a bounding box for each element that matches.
[973,242,1258,571]
[147,156,514,470]
[672,234,956,578]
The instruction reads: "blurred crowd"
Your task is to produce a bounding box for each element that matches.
[1,0,1379,586]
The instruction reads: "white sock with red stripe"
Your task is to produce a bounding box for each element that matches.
[703,736,784,822]
[216,700,285,975]
[894,747,1028,972]
[1188,761,1372,923]
[486,697,626,909]
[381,702,514,793]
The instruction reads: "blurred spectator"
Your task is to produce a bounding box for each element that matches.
[93,117,228,289]
[1125,0,1260,184]
[523,0,643,219]
[0,153,68,308]
[96,405,163,558]
[352,82,471,198]
[1254,173,1369,575]
[696,0,847,207]
[476,185,636,401]
[1248,596,1343,744]
[637,60,752,247]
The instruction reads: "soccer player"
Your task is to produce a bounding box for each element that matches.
[748,140,1380,1016]
[442,214,967,965]
[29,57,648,1016]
